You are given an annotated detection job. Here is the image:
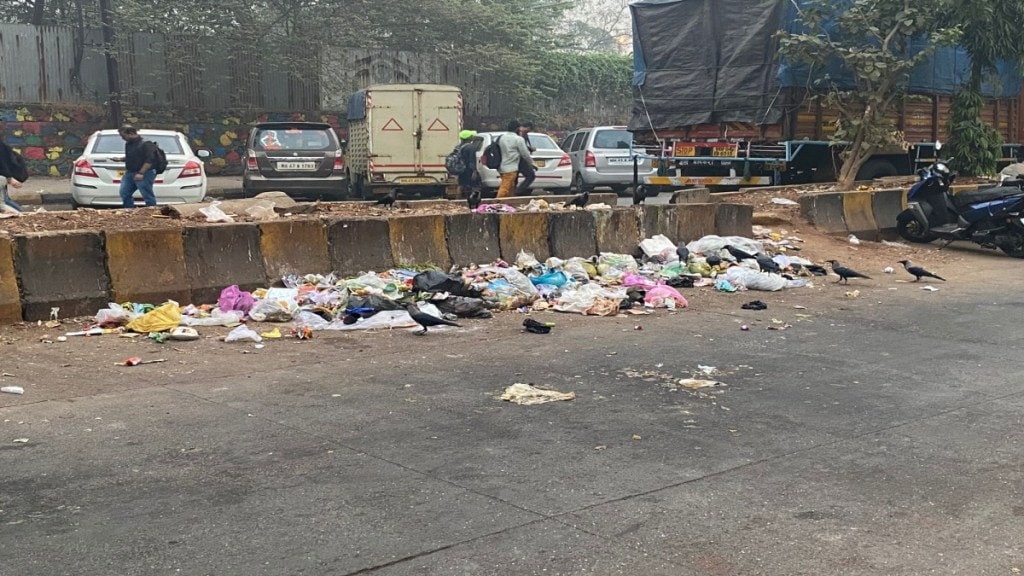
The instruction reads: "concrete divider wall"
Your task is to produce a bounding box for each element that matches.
[6,203,751,320]
[799,188,910,240]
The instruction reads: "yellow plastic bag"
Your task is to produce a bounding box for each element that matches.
[126,301,182,333]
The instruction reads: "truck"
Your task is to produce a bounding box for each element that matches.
[345,84,463,198]
[628,0,1023,190]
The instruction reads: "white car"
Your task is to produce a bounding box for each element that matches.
[70,129,210,207]
[475,132,572,194]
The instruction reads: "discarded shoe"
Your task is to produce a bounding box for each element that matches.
[741,300,768,311]
[523,318,553,334]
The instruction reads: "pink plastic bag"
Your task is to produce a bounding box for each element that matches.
[623,273,657,289]
[218,285,255,313]
[644,284,689,308]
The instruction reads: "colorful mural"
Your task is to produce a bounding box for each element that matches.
[0,104,347,177]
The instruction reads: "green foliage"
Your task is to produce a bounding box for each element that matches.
[527,51,632,126]
[947,88,1003,177]
[778,0,960,189]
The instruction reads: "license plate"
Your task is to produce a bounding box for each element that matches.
[277,162,317,171]
[606,157,632,165]
[398,177,436,184]
[534,159,546,168]
[116,170,125,178]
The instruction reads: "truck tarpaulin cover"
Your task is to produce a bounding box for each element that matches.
[347,90,368,121]
[629,0,789,131]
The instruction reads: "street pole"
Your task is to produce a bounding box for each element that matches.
[98,0,122,126]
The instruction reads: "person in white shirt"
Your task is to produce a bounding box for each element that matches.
[496,119,534,198]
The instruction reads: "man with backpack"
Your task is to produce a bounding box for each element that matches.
[495,120,534,198]
[450,129,483,201]
[117,124,159,208]
[0,131,28,213]
[514,120,537,196]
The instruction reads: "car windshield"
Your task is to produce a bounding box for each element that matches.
[593,129,634,150]
[92,134,185,154]
[527,133,559,150]
[254,127,334,151]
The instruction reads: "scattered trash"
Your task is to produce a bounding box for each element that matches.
[883,266,895,274]
[921,285,940,292]
[631,434,642,441]
[882,240,910,248]
[125,301,182,333]
[293,324,313,339]
[12,438,29,443]
[169,327,199,341]
[741,300,768,310]
[1,386,24,395]
[523,318,553,334]
[678,378,725,389]
[199,201,234,223]
[65,327,118,337]
[260,328,283,339]
[500,383,575,405]
[845,290,861,298]
[848,234,861,245]
[120,357,167,367]
[771,197,799,206]
[740,324,750,331]
[697,365,717,375]
[224,325,263,343]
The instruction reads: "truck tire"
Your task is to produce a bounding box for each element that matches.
[856,159,899,181]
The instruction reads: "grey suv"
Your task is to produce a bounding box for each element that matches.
[560,126,657,195]
[243,122,347,199]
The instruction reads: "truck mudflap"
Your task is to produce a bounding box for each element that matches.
[643,176,773,187]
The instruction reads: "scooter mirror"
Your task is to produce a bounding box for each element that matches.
[935,140,942,152]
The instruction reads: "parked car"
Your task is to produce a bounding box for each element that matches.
[70,129,209,207]
[243,122,346,199]
[474,132,571,195]
[559,126,657,195]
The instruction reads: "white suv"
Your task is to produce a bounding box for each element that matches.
[559,126,656,195]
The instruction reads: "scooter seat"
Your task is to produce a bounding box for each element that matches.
[952,186,1024,209]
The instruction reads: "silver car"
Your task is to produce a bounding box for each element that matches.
[560,126,656,195]
[70,129,209,207]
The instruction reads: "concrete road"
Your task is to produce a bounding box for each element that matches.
[1,258,1022,575]
[12,176,668,210]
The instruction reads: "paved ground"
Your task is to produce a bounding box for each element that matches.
[1,244,1022,575]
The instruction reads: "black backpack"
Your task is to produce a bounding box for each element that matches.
[149,142,168,174]
[482,135,503,170]
[445,142,468,175]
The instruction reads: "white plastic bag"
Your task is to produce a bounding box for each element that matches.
[199,201,234,223]
[516,250,540,270]
[686,235,763,257]
[181,309,245,327]
[94,303,135,326]
[639,234,677,258]
[248,298,296,322]
[224,325,262,342]
[554,283,626,314]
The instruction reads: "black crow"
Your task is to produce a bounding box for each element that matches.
[826,260,872,284]
[466,189,481,211]
[756,255,781,274]
[376,190,397,209]
[633,185,646,206]
[567,190,590,209]
[406,303,461,335]
[676,245,690,263]
[724,245,757,261]
[897,260,945,282]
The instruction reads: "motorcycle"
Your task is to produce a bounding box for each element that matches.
[896,147,1024,258]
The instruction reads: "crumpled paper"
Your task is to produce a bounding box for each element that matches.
[500,383,575,405]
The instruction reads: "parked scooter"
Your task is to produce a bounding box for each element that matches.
[896,143,1024,258]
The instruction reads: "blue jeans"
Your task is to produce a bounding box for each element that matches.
[119,169,157,207]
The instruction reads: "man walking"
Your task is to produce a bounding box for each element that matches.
[118,124,158,207]
[456,129,483,200]
[514,120,536,197]
[0,132,27,213]
[497,120,534,199]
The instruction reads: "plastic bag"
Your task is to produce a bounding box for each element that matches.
[554,284,626,315]
[412,270,480,297]
[218,285,255,313]
[686,235,763,257]
[516,250,541,270]
[597,253,639,273]
[435,296,493,318]
[644,285,689,308]
[125,301,182,333]
[639,234,677,258]
[248,298,297,322]
[723,266,787,291]
[623,273,657,289]
[181,308,245,327]
[244,201,278,221]
[562,257,592,281]
[224,325,262,343]
[199,201,234,223]
[94,303,134,327]
[530,270,569,287]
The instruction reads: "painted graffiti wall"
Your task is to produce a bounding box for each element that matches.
[1,104,345,177]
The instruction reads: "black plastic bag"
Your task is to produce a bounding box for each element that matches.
[412,271,481,297]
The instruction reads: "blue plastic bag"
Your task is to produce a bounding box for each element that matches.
[530,271,569,287]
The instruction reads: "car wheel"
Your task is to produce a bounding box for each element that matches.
[571,173,591,194]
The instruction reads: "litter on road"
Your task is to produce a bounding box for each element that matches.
[500,383,576,405]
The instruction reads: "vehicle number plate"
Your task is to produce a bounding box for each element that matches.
[277,162,317,171]
[534,159,546,168]
[398,177,436,184]
[606,157,631,165]
[116,170,125,178]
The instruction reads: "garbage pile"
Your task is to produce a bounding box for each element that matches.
[76,233,819,341]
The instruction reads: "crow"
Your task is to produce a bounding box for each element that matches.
[406,303,461,335]
[466,189,482,211]
[376,190,397,209]
[567,190,590,209]
[897,260,945,282]
[756,255,781,274]
[676,245,690,263]
[826,260,872,284]
[632,185,646,206]
[724,245,757,261]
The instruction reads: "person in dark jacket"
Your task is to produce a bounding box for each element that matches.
[117,124,158,207]
[456,129,483,200]
[0,133,25,213]
[514,120,536,196]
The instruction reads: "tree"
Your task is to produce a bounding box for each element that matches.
[778,0,960,190]
[563,0,632,54]
[943,0,1024,176]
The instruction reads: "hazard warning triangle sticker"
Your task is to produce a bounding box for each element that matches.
[381,118,404,131]
[427,118,450,132]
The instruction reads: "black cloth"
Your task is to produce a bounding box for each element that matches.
[124,139,157,173]
[515,159,536,196]
[457,137,482,186]
[0,141,27,182]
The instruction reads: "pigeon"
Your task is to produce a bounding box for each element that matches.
[567,190,590,209]
[632,185,646,206]
[376,190,397,209]
[756,255,781,274]
[466,189,481,211]
[406,303,461,335]
[826,260,872,284]
[897,260,945,282]
[676,245,690,263]
[724,245,757,261]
